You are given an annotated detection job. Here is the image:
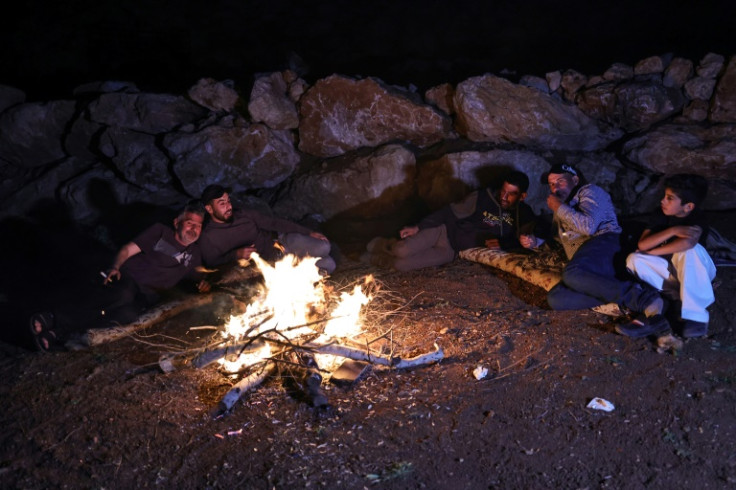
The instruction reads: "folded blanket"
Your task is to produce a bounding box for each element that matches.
[459,247,624,317]
[459,247,565,292]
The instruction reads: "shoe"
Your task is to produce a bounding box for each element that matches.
[643,296,669,317]
[29,312,60,352]
[681,320,708,338]
[615,314,671,338]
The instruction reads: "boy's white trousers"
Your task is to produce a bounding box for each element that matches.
[626,244,716,323]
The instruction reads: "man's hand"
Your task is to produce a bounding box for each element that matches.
[399,226,419,239]
[197,280,211,293]
[519,234,538,249]
[103,268,121,284]
[484,238,501,249]
[309,231,329,241]
[235,245,257,260]
[546,194,563,213]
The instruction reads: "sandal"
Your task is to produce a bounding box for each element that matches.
[29,312,59,352]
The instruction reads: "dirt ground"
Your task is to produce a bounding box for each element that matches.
[2,212,736,489]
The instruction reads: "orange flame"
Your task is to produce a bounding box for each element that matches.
[220,252,373,373]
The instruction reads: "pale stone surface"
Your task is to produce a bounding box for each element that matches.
[634,55,670,75]
[575,83,618,121]
[603,63,634,81]
[623,124,736,180]
[425,83,455,115]
[247,72,299,129]
[298,75,452,157]
[188,78,239,113]
[613,81,686,131]
[273,144,416,221]
[454,74,622,150]
[546,71,562,93]
[164,116,300,197]
[577,81,685,132]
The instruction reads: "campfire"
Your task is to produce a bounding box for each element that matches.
[158,252,444,415]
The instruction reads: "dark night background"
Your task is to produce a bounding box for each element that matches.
[2,0,736,101]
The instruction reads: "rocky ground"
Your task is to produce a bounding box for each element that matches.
[1,211,736,489]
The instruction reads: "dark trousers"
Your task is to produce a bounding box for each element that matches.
[54,276,159,334]
[547,233,656,312]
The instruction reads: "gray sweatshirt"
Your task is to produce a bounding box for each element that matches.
[554,183,621,259]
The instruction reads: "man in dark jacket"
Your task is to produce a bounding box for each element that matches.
[364,170,536,271]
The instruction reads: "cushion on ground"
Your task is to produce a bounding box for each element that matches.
[459,247,565,291]
[459,247,624,317]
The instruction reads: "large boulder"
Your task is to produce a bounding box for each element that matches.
[98,127,172,191]
[187,78,240,113]
[273,144,416,221]
[164,116,300,198]
[663,57,694,89]
[57,166,184,225]
[63,116,106,163]
[710,56,736,123]
[298,75,452,157]
[454,74,622,151]
[415,150,551,212]
[0,100,76,167]
[247,72,300,129]
[577,80,686,132]
[623,124,736,180]
[0,157,91,219]
[87,92,208,134]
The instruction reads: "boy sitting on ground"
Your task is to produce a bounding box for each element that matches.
[618,174,716,339]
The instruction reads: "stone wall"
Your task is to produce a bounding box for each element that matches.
[1,52,735,237]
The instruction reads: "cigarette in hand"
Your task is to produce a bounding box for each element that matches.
[100,271,108,279]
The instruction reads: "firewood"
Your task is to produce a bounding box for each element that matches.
[187,337,443,371]
[296,352,329,407]
[191,339,268,369]
[216,361,276,414]
[302,341,444,368]
[83,294,217,346]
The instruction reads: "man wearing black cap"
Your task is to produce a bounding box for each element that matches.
[521,164,668,335]
[198,184,336,274]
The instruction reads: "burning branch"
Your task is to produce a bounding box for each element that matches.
[148,253,442,415]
